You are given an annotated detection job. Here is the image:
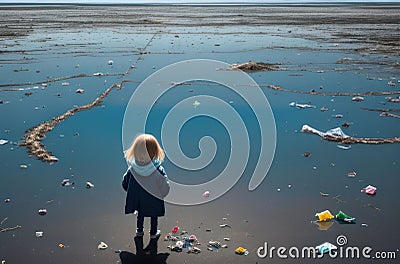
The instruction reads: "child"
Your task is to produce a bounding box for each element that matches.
[122,134,170,239]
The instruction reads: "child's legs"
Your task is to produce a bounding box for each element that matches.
[136,215,145,232]
[149,216,158,235]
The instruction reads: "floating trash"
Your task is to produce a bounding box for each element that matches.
[303,152,312,157]
[208,241,222,251]
[187,247,201,254]
[108,60,113,65]
[193,100,200,108]
[75,88,85,94]
[114,249,122,254]
[337,145,351,150]
[336,211,356,224]
[320,107,329,112]
[20,164,28,169]
[341,122,351,128]
[361,223,368,227]
[219,224,231,228]
[35,231,44,238]
[315,210,334,222]
[224,237,230,241]
[61,179,72,187]
[61,82,69,86]
[98,241,108,250]
[352,96,365,102]
[361,185,377,195]
[38,209,47,216]
[4,198,11,203]
[93,72,104,76]
[171,226,179,234]
[289,101,316,109]
[0,140,8,145]
[320,192,330,197]
[86,182,94,188]
[347,171,357,177]
[188,235,197,242]
[235,246,248,255]
[316,242,337,254]
[333,114,344,118]
[202,191,210,198]
[168,241,183,252]
[58,243,65,249]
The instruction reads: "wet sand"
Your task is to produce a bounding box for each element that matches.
[0,4,400,264]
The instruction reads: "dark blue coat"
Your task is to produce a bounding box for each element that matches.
[122,166,170,217]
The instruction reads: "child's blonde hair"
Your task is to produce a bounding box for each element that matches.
[125,134,164,163]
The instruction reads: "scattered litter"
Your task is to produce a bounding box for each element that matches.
[93,72,104,76]
[316,242,337,254]
[277,188,281,192]
[388,81,396,86]
[187,247,201,254]
[35,231,44,238]
[313,220,334,231]
[75,89,85,94]
[61,82,69,86]
[108,60,113,65]
[361,223,368,227]
[188,235,197,241]
[114,249,122,254]
[168,241,183,252]
[221,244,228,248]
[320,107,329,112]
[4,198,11,203]
[333,114,344,118]
[20,164,28,169]
[203,191,210,198]
[288,184,292,189]
[352,96,365,102]
[58,243,65,249]
[193,100,200,108]
[303,152,312,157]
[336,211,356,224]
[98,241,108,250]
[320,192,330,197]
[361,185,377,195]
[61,179,72,187]
[0,140,8,145]
[337,145,351,150]
[1,260,5,264]
[226,61,279,72]
[315,210,334,222]
[208,241,222,252]
[205,228,212,232]
[38,209,47,216]
[313,166,317,170]
[224,237,230,241]
[341,122,351,128]
[172,226,179,234]
[289,101,316,109]
[86,182,94,188]
[219,224,231,228]
[235,246,248,255]
[347,171,357,177]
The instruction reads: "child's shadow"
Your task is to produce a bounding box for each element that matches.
[119,236,169,264]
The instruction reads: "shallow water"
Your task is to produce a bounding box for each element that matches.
[1,5,400,264]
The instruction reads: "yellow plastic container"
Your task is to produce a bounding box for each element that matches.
[315,210,334,222]
[235,247,247,255]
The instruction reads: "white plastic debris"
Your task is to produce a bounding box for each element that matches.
[61,82,69,86]
[98,241,108,250]
[352,96,364,102]
[93,72,104,76]
[202,191,210,198]
[38,209,47,216]
[337,145,351,150]
[86,181,94,188]
[108,60,113,65]
[0,140,8,145]
[289,101,316,109]
[75,89,85,94]
[35,231,43,238]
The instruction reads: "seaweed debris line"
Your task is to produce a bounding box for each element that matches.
[22,83,121,163]
[225,61,280,72]
[301,124,400,144]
